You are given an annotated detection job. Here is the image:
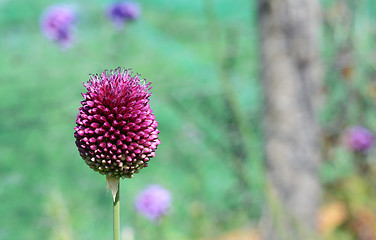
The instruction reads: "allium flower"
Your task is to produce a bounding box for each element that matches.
[40,4,76,48]
[106,1,141,29]
[74,68,161,179]
[345,126,374,152]
[135,185,171,222]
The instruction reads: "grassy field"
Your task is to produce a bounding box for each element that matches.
[0,0,262,239]
[2,0,376,239]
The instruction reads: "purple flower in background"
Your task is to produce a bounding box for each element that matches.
[40,4,76,49]
[107,1,141,29]
[135,185,172,222]
[74,67,161,179]
[345,126,374,152]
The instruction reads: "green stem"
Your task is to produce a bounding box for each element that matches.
[113,181,120,240]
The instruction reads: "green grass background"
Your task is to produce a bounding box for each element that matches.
[2,0,376,239]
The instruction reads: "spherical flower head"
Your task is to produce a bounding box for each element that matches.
[74,68,161,179]
[40,4,77,49]
[135,185,172,222]
[107,1,141,29]
[345,126,374,152]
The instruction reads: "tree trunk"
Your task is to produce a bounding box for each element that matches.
[258,0,322,239]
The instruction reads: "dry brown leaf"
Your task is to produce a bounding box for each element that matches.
[318,201,348,235]
[351,208,376,240]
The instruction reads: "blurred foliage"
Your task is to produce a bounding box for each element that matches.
[320,0,376,239]
[1,0,376,239]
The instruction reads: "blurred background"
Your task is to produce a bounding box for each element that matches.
[1,0,376,239]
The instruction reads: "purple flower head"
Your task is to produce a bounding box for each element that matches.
[135,185,172,222]
[107,1,141,29]
[74,68,161,179]
[40,4,77,49]
[345,126,374,152]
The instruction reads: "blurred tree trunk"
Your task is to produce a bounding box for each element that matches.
[258,0,322,239]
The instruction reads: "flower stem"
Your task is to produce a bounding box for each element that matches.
[113,181,120,240]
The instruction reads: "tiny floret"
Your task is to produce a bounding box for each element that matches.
[135,185,171,222]
[106,1,141,29]
[40,4,77,49]
[74,68,161,179]
[345,126,374,153]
